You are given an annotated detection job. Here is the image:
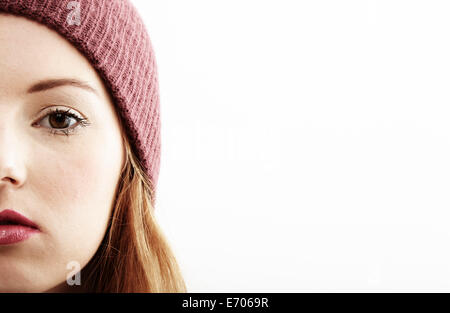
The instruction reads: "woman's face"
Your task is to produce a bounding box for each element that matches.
[0,14,125,292]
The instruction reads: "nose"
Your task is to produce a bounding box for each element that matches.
[0,127,26,188]
[0,168,23,186]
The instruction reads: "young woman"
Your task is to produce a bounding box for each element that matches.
[0,0,187,292]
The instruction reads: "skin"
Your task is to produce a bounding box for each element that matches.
[0,13,125,292]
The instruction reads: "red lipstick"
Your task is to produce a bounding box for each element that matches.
[0,209,40,245]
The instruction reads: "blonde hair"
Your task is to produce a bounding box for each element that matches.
[81,121,187,292]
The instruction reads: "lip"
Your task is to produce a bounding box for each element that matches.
[0,209,40,245]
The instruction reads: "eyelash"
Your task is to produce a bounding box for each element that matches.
[36,108,91,136]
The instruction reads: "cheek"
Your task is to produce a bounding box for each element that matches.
[39,147,106,221]
[33,137,122,269]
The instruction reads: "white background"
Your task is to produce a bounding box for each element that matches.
[131,0,450,292]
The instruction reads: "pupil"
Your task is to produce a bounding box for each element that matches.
[50,113,68,128]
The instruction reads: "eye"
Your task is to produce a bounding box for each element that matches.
[34,107,91,136]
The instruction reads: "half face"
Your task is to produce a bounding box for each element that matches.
[0,13,125,292]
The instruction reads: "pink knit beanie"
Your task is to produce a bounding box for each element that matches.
[0,0,161,207]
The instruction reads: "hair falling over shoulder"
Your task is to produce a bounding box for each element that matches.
[80,130,187,292]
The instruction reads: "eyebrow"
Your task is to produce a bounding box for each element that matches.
[27,78,98,96]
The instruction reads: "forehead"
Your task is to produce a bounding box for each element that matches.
[0,13,105,98]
